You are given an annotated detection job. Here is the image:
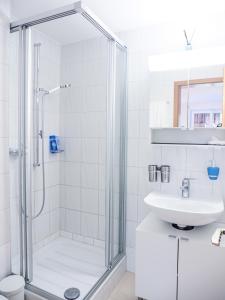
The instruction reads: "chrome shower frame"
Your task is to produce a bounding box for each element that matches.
[10,2,127,300]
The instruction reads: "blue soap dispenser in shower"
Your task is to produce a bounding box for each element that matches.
[49,135,63,153]
[207,160,220,180]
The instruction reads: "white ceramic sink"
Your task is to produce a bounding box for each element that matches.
[144,192,224,226]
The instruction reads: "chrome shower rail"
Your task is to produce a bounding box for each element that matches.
[10,1,126,49]
[33,43,41,167]
[10,2,82,32]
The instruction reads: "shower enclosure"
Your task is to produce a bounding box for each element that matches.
[9,2,127,299]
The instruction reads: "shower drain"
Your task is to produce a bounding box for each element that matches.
[64,288,80,300]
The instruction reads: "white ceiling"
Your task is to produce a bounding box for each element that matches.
[11,0,225,31]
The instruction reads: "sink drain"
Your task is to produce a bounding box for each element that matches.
[64,288,80,300]
[172,223,194,231]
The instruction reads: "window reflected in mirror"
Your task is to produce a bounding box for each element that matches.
[148,65,225,129]
[174,78,224,128]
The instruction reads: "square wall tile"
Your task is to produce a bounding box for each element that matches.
[64,85,85,113]
[81,213,98,239]
[60,185,80,210]
[161,145,186,171]
[139,110,150,139]
[45,162,60,187]
[81,163,98,189]
[98,138,106,164]
[65,209,81,234]
[138,166,161,196]
[85,85,106,112]
[81,188,98,214]
[126,221,137,248]
[99,190,105,216]
[127,139,139,167]
[99,165,105,190]
[127,167,139,195]
[138,142,161,168]
[81,112,106,138]
[186,146,213,172]
[186,170,213,198]
[82,138,99,164]
[128,111,139,138]
[50,209,60,235]
[127,194,138,222]
[63,162,81,187]
[33,213,50,243]
[34,189,50,216]
[138,195,151,223]
[98,215,105,240]
[63,138,82,162]
[62,113,81,138]
[161,170,185,196]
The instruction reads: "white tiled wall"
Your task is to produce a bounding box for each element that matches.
[0,3,11,280]
[31,30,61,250]
[9,28,62,262]
[59,36,108,246]
[118,24,225,272]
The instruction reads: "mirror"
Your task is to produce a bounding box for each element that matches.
[149,62,225,129]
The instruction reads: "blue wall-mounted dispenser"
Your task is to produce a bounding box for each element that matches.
[49,135,63,153]
[207,160,220,180]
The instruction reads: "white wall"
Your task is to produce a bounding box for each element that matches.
[0,2,11,280]
[60,36,108,246]
[31,30,61,250]
[9,28,62,268]
[118,24,225,272]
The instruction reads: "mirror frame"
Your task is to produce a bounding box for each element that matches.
[173,69,225,128]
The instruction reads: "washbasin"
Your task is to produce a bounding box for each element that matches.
[144,192,224,227]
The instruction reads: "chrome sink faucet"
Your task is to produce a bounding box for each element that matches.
[180,178,192,198]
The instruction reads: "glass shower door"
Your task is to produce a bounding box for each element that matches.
[10,2,127,299]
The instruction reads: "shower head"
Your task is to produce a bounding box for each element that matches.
[60,84,71,89]
[48,83,71,94]
[39,83,71,95]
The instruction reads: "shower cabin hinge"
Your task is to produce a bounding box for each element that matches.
[9,148,20,157]
[39,130,43,139]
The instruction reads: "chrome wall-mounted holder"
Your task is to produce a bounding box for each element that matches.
[160,165,170,183]
[148,165,170,183]
[148,165,159,182]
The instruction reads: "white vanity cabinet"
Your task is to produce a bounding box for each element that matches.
[136,219,177,300]
[178,235,225,300]
[136,213,225,300]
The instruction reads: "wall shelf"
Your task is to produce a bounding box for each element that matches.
[151,128,225,146]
